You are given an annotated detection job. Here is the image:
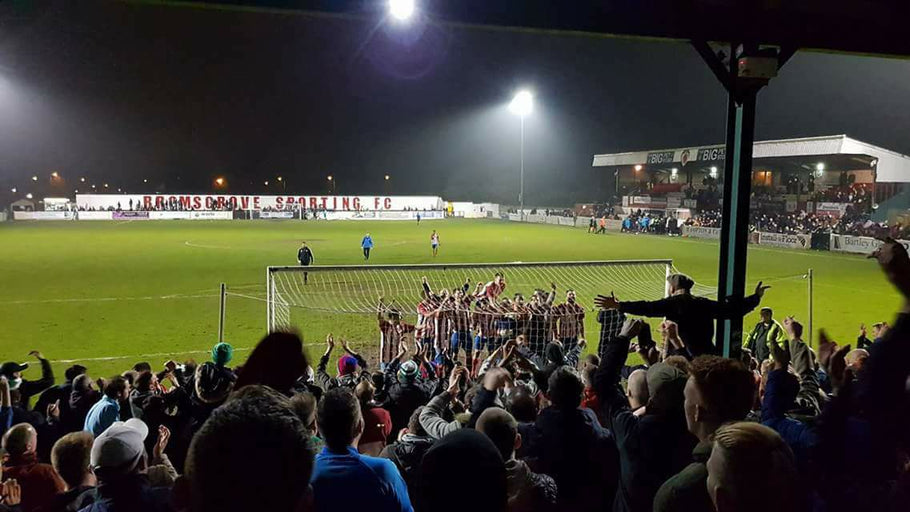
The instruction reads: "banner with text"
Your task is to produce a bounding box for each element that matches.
[76,194,444,212]
[682,225,721,240]
[829,234,910,254]
[112,211,149,220]
[757,232,811,250]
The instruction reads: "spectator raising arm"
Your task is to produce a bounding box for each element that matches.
[419,368,466,439]
[315,334,335,391]
[19,350,55,403]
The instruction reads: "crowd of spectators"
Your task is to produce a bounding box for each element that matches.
[680,208,910,239]
[810,183,873,212]
[3,240,910,512]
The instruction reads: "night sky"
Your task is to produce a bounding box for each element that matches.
[1,1,909,205]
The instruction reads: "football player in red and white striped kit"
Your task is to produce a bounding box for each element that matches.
[554,289,585,353]
[476,272,506,300]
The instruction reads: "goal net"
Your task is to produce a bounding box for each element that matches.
[265,259,713,367]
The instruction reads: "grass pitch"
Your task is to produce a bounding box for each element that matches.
[0,219,899,378]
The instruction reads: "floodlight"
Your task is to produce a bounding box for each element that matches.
[389,0,415,21]
[509,90,533,117]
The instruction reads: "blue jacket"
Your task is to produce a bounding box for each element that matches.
[84,396,120,437]
[311,446,412,512]
[761,369,817,468]
[362,236,374,249]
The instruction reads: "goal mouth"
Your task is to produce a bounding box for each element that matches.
[264,259,717,367]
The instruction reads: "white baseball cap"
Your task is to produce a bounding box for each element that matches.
[91,418,149,473]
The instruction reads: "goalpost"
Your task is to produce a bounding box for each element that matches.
[265,259,711,365]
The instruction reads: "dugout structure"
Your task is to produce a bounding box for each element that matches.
[265,260,711,365]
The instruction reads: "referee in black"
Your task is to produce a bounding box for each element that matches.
[297,241,315,284]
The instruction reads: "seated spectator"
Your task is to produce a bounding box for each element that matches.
[380,407,435,495]
[653,355,755,512]
[311,387,412,512]
[1,423,65,512]
[595,319,697,512]
[83,377,130,437]
[234,332,307,396]
[476,408,557,512]
[706,422,800,512]
[47,431,97,512]
[418,429,506,512]
[82,418,172,512]
[183,385,315,512]
[355,380,392,456]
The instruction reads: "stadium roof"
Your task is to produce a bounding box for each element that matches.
[592,135,910,183]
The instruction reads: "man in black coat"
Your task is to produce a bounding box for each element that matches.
[595,274,770,357]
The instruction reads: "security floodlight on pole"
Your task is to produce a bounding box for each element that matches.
[277,175,286,192]
[327,175,336,194]
[388,0,415,21]
[509,90,533,219]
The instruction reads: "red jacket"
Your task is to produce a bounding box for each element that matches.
[359,405,393,449]
[4,455,66,512]
[581,387,601,412]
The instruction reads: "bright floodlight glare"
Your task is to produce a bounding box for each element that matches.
[10,187,16,193]
[143,178,148,183]
[634,164,643,171]
[26,193,33,199]
[388,0,415,21]
[509,90,533,117]
[384,174,390,181]
[31,175,38,181]
[51,171,59,178]
[80,177,86,182]
[816,162,825,171]
[671,168,679,175]
[327,175,333,181]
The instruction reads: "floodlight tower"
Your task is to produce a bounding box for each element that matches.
[509,90,533,218]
